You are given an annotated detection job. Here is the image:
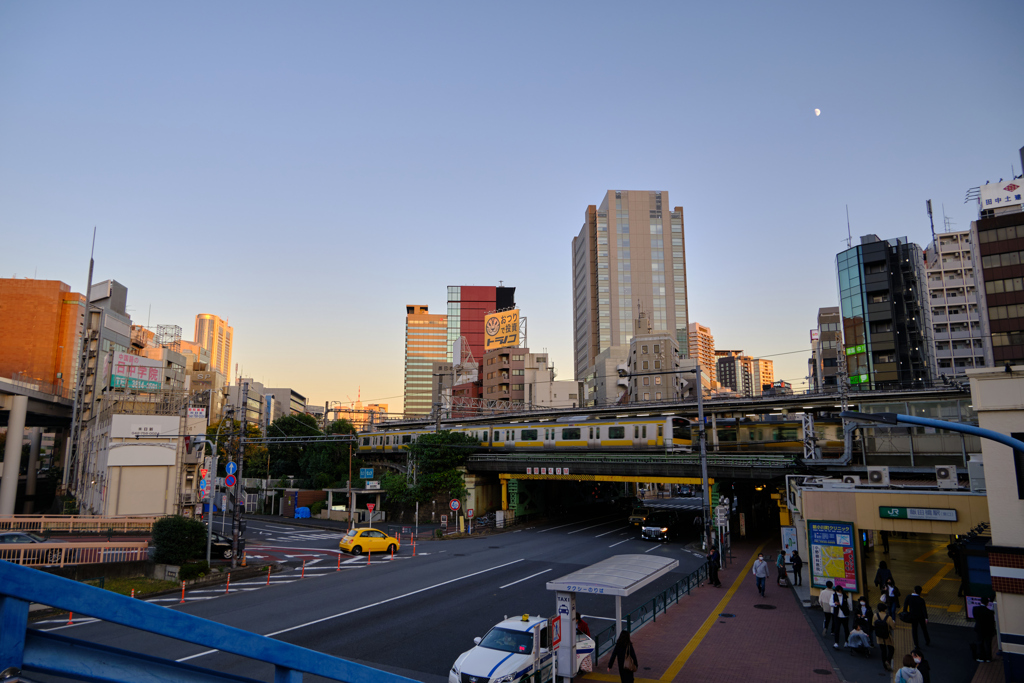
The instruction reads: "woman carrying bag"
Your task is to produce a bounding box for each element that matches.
[607,630,638,683]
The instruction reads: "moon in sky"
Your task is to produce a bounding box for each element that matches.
[814,108,821,116]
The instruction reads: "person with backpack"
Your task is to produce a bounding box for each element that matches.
[791,550,804,586]
[895,654,924,683]
[874,604,897,672]
[831,586,852,649]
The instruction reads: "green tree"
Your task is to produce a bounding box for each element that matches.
[265,415,361,488]
[152,515,208,564]
[205,419,267,476]
[380,430,478,519]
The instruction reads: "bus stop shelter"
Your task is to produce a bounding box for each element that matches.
[547,554,678,643]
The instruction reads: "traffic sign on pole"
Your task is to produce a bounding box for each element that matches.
[225,474,236,488]
[225,462,238,476]
[449,499,461,512]
[199,478,208,491]
[467,509,474,519]
[367,503,376,512]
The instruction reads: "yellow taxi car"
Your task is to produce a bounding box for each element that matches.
[339,527,400,555]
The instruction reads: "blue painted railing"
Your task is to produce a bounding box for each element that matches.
[0,560,418,683]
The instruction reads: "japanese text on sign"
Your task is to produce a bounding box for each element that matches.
[484,309,520,350]
[808,520,858,592]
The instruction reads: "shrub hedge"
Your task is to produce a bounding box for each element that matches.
[152,515,208,565]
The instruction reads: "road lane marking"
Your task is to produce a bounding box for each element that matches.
[643,545,662,553]
[538,515,617,533]
[595,526,629,538]
[175,558,526,662]
[608,539,631,548]
[500,569,552,589]
[567,521,619,535]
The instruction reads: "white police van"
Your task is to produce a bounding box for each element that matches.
[449,614,595,683]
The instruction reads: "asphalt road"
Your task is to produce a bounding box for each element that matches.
[30,498,709,683]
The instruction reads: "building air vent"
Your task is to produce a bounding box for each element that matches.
[935,465,958,489]
[841,475,861,485]
[866,466,890,486]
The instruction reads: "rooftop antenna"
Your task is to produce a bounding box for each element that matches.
[942,204,955,232]
[845,205,852,248]
[926,199,936,242]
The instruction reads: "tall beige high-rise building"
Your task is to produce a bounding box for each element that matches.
[573,191,689,403]
[688,322,716,384]
[404,305,448,416]
[194,314,233,379]
[753,358,774,392]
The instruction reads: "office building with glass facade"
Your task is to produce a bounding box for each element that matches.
[404,305,448,416]
[836,235,932,390]
[572,190,689,404]
[446,285,516,363]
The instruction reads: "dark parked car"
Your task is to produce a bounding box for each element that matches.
[210,531,245,560]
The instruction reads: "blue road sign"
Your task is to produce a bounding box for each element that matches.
[225,474,236,488]
[225,461,238,475]
[199,478,207,490]
[360,468,373,479]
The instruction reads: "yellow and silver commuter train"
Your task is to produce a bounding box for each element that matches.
[357,416,852,456]
[358,416,693,454]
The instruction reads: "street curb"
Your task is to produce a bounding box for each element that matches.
[26,563,282,622]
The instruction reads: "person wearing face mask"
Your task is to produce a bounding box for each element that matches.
[895,654,923,683]
[853,596,874,646]
[910,648,930,683]
[831,586,852,649]
[884,577,901,612]
[752,552,770,598]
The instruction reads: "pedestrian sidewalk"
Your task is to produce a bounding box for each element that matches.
[585,538,835,683]
[584,535,988,683]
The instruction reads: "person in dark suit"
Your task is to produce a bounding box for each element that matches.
[790,550,804,586]
[974,597,996,662]
[904,585,931,647]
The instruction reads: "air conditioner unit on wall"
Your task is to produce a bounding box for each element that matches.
[935,465,958,489]
[841,475,861,485]
[866,466,890,486]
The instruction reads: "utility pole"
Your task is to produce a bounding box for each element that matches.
[695,366,712,552]
[347,442,354,532]
[231,381,247,568]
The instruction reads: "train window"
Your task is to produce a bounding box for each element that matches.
[562,428,581,440]
[609,426,625,439]
[634,425,639,438]
[362,437,369,446]
[521,429,538,441]
[673,422,692,440]
[402,434,411,444]
[643,425,647,438]
[658,425,663,437]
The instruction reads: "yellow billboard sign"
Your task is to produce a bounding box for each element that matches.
[485,309,520,351]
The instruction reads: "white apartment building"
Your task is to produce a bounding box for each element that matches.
[924,230,992,377]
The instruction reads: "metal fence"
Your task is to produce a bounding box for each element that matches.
[591,561,709,659]
[0,515,158,534]
[0,541,150,567]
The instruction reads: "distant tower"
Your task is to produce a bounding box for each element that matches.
[404,305,448,416]
[194,314,233,378]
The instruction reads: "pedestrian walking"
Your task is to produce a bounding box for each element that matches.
[819,581,835,635]
[606,630,638,683]
[904,585,931,648]
[873,561,893,591]
[894,654,924,683]
[883,577,901,612]
[911,648,931,683]
[880,529,890,553]
[854,596,874,645]
[973,597,996,662]
[874,605,897,672]
[832,586,852,649]
[752,552,770,597]
[776,550,787,586]
[707,547,722,587]
[790,550,804,586]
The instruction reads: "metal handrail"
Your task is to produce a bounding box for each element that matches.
[0,560,417,683]
[0,515,159,533]
[591,561,709,659]
[0,541,149,567]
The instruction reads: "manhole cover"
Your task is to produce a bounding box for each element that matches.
[753,604,777,610]
[813,669,832,675]
[719,613,735,618]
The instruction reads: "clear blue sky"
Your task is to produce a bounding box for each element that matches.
[2,2,1022,408]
